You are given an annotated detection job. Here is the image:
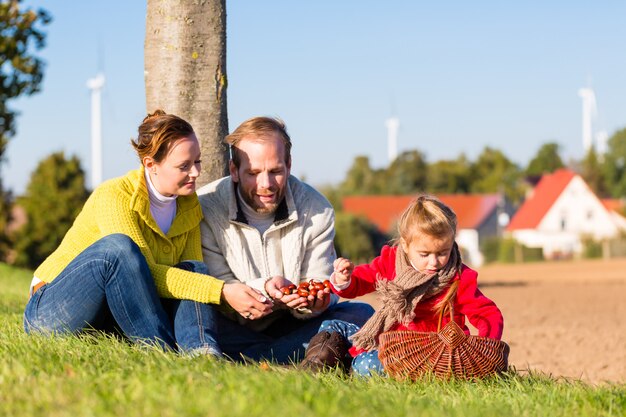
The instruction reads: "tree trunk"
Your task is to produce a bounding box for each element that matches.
[145,0,229,186]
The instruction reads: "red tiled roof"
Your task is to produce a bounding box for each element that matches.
[506,168,576,230]
[342,194,500,234]
[601,198,624,212]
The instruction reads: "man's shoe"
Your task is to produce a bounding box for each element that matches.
[299,331,349,372]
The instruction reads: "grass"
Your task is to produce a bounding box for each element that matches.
[1,263,624,417]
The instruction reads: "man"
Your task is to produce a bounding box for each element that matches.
[197,116,373,364]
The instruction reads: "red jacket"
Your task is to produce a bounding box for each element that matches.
[333,246,504,354]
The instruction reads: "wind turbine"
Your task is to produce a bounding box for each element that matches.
[87,73,105,190]
[385,116,399,163]
[578,87,596,153]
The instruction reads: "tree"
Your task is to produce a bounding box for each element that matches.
[339,155,380,195]
[602,128,626,198]
[145,0,228,186]
[12,152,88,269]
[385,150,427,195]
[580,148,609,198]
[426,154,472,194]
[0,0,50,260]
[334,212,386,264]
[470,146,525,203]
[525,142,564,178]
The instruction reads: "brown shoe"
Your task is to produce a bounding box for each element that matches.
[300,331,349,372]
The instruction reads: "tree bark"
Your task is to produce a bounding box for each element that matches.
[145,0,229,186]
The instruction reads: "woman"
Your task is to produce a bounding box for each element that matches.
[24,110,264,355]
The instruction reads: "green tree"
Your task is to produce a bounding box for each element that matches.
[339,155,380,195]
[334,212,386,264]
[525,142,564,178]
[602,127,626,198]
[0,0,50,260]
[386,150,427,195]
[12,152,88,269]
[426,154,472,194]
[580,147,609,198]
[470,146,525,203]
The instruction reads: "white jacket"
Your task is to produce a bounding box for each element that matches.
[197,175,338,330]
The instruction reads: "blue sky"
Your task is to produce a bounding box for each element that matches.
[5,1,626,195]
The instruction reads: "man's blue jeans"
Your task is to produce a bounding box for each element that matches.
[23,234,221,355]
[215,301,374,364]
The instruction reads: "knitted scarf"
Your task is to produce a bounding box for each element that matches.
[350,242,462,351]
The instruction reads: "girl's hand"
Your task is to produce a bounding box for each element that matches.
[332,257,354,286]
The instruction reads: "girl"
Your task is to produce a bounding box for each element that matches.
[24,110,268,355]
[301,195,504,375]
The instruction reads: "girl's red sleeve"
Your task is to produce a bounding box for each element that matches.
[332,245,397,299]
[456,266,504,339]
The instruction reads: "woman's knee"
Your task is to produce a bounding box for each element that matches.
[95,234,141,256]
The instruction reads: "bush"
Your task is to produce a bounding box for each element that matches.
[11,152,88,269]
[334,212,388,264]
[481,237,544,264]
[582,237,603,259]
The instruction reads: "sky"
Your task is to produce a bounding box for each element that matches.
[5,1,626,195]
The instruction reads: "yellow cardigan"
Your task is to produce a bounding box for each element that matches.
[33,167,224,304]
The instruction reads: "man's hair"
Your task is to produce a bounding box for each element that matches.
[225,116,292,168]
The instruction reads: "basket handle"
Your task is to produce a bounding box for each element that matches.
[436,289,456,332]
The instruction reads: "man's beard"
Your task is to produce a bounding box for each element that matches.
[240,186,284,214]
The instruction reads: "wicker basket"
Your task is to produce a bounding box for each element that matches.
[378,304,509,380]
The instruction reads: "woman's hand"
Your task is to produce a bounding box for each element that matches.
[221,282,273,320]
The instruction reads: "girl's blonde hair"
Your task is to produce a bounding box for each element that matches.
[396,195,459,314]
[396,194,457,244]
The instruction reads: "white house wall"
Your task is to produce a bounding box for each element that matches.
[457,229,483,267]
[538,176,618,239]
[510,229,582,258]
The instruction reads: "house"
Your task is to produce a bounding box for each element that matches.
[342,194,511,267]
[505,168,625,259]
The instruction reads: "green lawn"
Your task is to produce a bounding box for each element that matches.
[1,263,624,417]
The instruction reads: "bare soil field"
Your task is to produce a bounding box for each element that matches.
[356,257,626,385]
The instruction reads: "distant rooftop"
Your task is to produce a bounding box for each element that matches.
[343,194,501,233]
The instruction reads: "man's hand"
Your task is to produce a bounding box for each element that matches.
[222,282,273,320]
[307,286,332,314]
[265,276,309,310]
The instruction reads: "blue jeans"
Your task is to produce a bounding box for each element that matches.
[24,234,221,355]
[215,301,374,364]
[319,319,385,376]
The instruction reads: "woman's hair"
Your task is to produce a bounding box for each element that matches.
[224,116,292,168]
[396,194,457,244]
[130,109,195,163]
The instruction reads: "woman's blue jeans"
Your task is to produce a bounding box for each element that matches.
[24,234,221,355]
[319,319,385,376]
